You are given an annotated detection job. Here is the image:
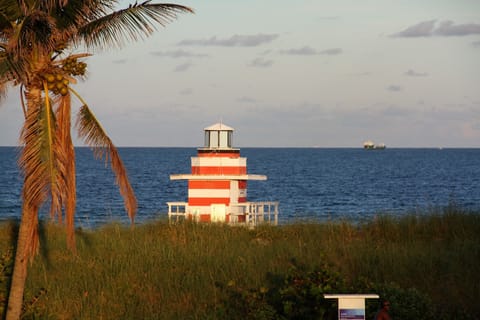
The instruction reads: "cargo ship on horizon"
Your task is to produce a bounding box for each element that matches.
[363,140,386,150]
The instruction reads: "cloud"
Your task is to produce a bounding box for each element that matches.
[280,46,342,55]
[178,34,279,47]
[435,20,480,36]
[280,46,317,55]
[405,69,428,77]
[387,85,402,92]
[150,49,209,58]
[174,62,193,72]
[249,57,274,68]
[237,96,257,103]
[392,20,480,37]
[320,48,343,55]
[391,20,436,37]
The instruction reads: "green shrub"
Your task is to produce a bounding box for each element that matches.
[356,281,434,320]
[216,260,344,320]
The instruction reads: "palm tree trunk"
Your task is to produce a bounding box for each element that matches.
[6,205,38,320]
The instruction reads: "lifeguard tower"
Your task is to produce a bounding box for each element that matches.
[167,122,279,226]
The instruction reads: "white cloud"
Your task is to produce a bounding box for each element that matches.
[392,20,480,37]
[178,34,279,47]
[435,20,480,36]
[405,69,428,77]
[391,20,436,37]
[237,96,257,103]
[280,46,317,55]
[174,62,193,72]
[320,48,343,55]
[249,57,274,68]
[387,85,402,92]
[151,49,209,58]
[280,46,342,55]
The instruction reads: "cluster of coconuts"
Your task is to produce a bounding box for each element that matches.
[43,72,70,96]
[62,57,87,76]
[42,58,87,96]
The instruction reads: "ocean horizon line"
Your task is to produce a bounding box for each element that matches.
[1,145,479,149]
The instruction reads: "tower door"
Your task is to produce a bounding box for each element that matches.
[211,204,226,222]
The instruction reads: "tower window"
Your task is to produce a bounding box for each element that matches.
[204,128,233,149]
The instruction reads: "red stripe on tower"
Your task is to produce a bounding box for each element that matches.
[188,198,230,206]
[189,180,230,189]
[191,166,247,175]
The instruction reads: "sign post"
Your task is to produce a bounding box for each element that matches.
[324,294,379,320]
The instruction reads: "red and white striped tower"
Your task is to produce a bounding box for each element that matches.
[170,123,266,222]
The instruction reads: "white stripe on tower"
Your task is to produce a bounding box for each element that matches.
[189,189,231,198]
[191,157,246,167]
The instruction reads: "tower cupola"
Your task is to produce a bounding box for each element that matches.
[203,123,235,150]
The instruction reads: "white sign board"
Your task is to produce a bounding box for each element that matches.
[324,294,379,320]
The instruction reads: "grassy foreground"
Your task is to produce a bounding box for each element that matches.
[1,208,479,319]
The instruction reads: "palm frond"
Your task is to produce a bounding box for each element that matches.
[19,86,69,225]
[0,0,21,29]
[41,82,64,223]
[19,84,26,118]
[17,0,69,13]
[18,88,50,258]
[76,102,137,222]
[19,89,49,206]
[51,0,107,30]
[0,50,11,102]
[18,202,40,261]
[0,50,23,83]
[55,92,77,249]
[78,2,193,49]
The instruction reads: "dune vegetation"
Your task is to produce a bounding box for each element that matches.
[1,206,479,319]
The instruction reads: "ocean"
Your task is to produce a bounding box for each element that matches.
[1,147,480,228]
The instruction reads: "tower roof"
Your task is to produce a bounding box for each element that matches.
[204,123,234,131]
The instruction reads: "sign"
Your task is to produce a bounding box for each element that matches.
[340,308,365,320]
[324,294,379,320]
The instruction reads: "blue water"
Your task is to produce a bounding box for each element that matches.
[1,147,480,227]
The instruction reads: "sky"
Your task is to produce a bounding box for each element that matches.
[1,0,480,147]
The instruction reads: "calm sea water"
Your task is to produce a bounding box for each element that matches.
[1,147,480,227]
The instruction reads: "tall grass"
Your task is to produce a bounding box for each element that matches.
[1,208,479,319]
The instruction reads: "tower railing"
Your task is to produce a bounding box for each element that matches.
[166,202,189,222]
[166,201,279,226]
[229,202,279,226]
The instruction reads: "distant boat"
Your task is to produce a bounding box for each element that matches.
[363,140,386,150]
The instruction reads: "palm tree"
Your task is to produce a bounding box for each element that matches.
[0,1,193,318]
